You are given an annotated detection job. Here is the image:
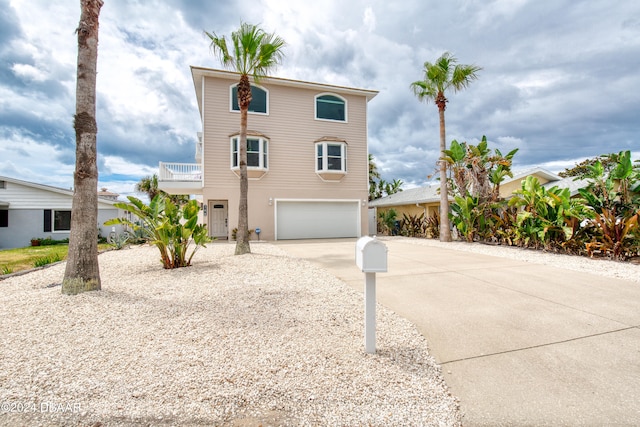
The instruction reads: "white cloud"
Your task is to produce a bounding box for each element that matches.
[0,127,75,187]
[471,0,529,27]
[1,0,639,193]
[11,63,48,82]
[363,7,376,32]
[102,155,157,177]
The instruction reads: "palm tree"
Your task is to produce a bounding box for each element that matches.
[411,52,481,242]
[369,154,381,201]
[206,23,285,255]
[135,174,190,205]
[135,174,160,201]
[62,0,104,295]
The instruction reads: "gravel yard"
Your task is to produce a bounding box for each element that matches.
[0,243,462,426]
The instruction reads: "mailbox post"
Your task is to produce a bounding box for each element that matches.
[355,236,388,354]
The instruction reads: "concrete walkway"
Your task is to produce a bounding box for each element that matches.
[275,238,640,426]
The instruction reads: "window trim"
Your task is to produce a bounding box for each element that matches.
[229,83,269,115]
[315,93,348,123]
[44,209,71,232]
[230,135,269,172]
[315,141,347,173]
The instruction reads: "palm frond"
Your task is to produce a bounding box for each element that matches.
[205,31,233,68]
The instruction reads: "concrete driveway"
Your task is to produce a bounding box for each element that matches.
[275,238,640,426]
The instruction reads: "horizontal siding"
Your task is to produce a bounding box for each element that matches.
[0,181,116,209]
[200,74,372,240]
[202,76,368,196]
[0,181,74,209]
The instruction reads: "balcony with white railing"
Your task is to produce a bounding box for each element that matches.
[157,162,203,194]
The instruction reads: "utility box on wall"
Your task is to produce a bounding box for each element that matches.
[355,236,388,273]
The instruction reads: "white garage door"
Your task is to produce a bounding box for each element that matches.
[276,200,360,240]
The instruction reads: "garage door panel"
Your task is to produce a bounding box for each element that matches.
[276,201,359,240]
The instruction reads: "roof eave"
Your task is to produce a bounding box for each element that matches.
[190,66,379,103]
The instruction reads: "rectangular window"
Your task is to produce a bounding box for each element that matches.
[44,209,71,232]
[53,210,71,231]
[232,138,239,167]
[44,209,52,232]
[263,140,268,169]
[230,136,269,171]
[0,210,7,227]
[247,138,260,167]
[0,180,6,189]
[317,144,323,171]
[327,144,343,170]
[315,141,347,173]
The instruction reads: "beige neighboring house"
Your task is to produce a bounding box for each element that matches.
[370,167,589,223]
[369,184,442,221]
[158,67,378,241]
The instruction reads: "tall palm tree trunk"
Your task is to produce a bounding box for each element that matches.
[235,75,251,255]
[437,98,452,242]
[62,0,103,294]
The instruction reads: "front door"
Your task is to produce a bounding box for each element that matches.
[208,200,228,239]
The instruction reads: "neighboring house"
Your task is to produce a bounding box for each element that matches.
[498,167,562,197]
[541,176,591,196]
[97,187,120,201]
[0,176,127,249]
[370,167,591,225]
[369,184,442,221]
[158,67,378,240]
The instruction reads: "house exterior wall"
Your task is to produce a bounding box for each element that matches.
[0,178,125,249]
[377,203,439,219]
[0,209,43,249]
[0,207,124,249]
[199,73,371,240]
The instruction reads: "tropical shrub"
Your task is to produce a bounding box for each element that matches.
[105,195,211,269]
[128,227,149,244]
[399,213,428,237]
[450,196,479,242]
[108,232,130,250]
[486,205,519,246]
[576,151,640,260]
[378,209,397,235]
[508,176,590,251]
[424,215,440,239]
[445,136,518,242]
[443,136,518,202]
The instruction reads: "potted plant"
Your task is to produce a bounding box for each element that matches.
[30,238,41,246]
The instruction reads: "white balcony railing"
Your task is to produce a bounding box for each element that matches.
[158,162,202,182]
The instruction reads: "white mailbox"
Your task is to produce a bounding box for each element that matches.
[355,236,388,273]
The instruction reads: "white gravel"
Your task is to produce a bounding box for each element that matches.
[388,236,640,283]
[0,243,462,426]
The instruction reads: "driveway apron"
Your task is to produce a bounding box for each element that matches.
[275,238,640,426]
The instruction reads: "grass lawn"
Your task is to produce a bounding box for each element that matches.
[0,244,112,275]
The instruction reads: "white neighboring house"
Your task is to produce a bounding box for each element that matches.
[0,176,127,249]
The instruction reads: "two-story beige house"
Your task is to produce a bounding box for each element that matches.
[158,67,378,241]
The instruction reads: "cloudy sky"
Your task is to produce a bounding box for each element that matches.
[1,0,639,197]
